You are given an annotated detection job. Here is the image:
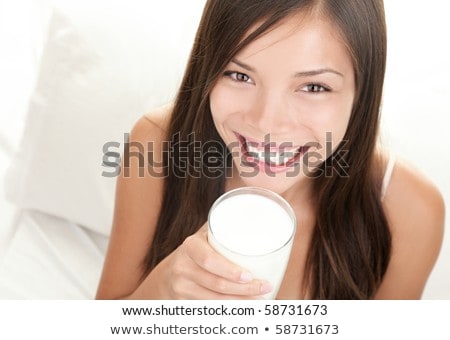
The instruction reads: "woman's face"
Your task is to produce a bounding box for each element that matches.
[210,12,355,195]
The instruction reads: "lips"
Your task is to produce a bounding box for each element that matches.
[234,132,310,169]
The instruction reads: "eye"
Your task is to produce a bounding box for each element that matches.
[301,83,330,93]
[223,71,253,84]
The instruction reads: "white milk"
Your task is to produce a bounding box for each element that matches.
[208,188,296,299]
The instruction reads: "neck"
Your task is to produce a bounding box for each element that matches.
[279,177,315,208]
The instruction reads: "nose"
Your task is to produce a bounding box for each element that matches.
[245,90,295,134]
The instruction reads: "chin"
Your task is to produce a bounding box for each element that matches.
[234,165,304,197]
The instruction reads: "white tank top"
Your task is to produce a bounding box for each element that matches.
[381,155,396,201]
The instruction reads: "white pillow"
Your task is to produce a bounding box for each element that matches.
[4,0,205,235]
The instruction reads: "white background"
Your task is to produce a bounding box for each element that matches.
[1,300,450,339]
[0,0,448,299]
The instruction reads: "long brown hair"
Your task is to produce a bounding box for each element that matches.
[143,0,390,299]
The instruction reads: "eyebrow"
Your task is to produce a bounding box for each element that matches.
[231,58,344,78]
[231,59,257,72]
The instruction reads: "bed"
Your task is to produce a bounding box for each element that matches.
[0,0,448,299]
[0,0,205,299]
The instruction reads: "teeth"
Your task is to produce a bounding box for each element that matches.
[246,143,301,166]
[246,144,264,159]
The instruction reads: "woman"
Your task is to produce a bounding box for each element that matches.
[96,0,444,299]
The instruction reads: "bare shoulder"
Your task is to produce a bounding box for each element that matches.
[127,102,174,172]
[96,103,173,299]
[375,157,445,298]
[384,157,445,236]
[142,102,173,133]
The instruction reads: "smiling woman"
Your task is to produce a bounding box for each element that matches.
[95,0,445,300]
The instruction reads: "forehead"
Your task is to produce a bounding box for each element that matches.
[235,12,353,74]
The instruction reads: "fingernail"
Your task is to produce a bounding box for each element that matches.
[239,271,253,283]
[260,282,273,294]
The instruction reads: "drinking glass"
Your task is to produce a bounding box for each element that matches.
[208,187,297,299]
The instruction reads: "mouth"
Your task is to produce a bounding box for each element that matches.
[234,132,310,170]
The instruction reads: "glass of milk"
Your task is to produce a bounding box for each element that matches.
[207,187,297,299]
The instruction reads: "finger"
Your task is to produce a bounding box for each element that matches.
[185,268,273,297]
[173,241,272,298]
[173,278,265,300]
[178,246,273,296]
[183,231,253,284]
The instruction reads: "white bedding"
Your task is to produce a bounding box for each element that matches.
[0,209,108,299]
[0,0,205,300]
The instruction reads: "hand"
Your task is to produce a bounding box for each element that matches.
[149,223,273,299]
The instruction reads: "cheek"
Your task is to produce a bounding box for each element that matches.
[210,86,229,126]
[306,99,353,154]
[209,85,244,140]
[330,111,352,155]
[209,86,220,116]
[210,83,254,120]
[306,102,351,131]
[332,94,354,141]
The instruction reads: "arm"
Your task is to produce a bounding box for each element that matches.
[374,159,445,299]
[95,112,167,299]
[95,107,271,299]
